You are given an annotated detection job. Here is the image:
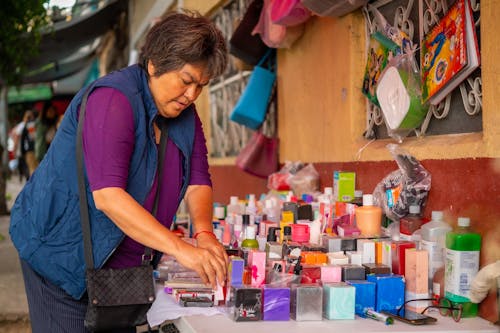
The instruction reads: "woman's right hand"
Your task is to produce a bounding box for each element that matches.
[174,241,227,289]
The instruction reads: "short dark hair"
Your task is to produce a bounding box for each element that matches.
[138,10,227,79]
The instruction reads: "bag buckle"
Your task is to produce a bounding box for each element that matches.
[141,254,153,264]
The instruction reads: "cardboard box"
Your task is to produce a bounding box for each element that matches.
[333,171,356,202]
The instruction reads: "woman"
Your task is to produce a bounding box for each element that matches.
[10,11,229,333]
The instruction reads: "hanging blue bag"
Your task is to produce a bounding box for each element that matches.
[230,50,276,130]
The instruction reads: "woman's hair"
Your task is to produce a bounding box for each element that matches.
[138,10,228,79]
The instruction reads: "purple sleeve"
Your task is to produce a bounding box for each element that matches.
[189,110,212,187]
[82,87,135,191]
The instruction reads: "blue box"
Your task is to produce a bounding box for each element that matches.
[367,274,405,313]
[346,280,376,316]
[228,256,244,286]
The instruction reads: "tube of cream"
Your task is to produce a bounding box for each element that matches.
[365,309,394,325]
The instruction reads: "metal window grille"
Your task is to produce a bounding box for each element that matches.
[209,0,276,158]
[363,0,481,140]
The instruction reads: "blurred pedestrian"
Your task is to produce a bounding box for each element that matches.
[20,110,38,178]
[35,101,58,162]
[10,110,37,180]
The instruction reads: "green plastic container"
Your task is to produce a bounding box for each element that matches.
[444,217,481,317]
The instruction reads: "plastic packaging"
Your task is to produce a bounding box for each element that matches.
[302,0,368,17]
[376,54,429,143]
[369,4,414,54]
[252,0,305,49]
[267,160,304,191]
[270,0,311,26]
[287,163,320,197]
[373,144,431,222]
[445,217,481,317]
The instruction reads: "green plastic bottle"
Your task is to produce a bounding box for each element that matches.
[444,217,481,317]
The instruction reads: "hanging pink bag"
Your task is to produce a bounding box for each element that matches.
[252,0,304,48]
[270,0,311,26]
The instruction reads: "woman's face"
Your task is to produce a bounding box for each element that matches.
[147,61,210,118]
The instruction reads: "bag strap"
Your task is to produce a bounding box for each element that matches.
[256,48,275,69]
[76,85,168,269]
[144,118,168,264]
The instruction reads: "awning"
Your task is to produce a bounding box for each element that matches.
[23,37,100,84]
[23,0,128,83]
[7,84,53,104]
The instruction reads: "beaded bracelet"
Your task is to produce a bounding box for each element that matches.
[193,230,217,240]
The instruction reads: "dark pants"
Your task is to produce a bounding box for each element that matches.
[20,259,136,333]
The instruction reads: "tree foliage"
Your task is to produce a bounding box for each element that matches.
[0,0,50,87]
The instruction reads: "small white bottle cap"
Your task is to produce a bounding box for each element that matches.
[457,217,470,227]
[362,194,374,206]
[409,205,420,214]
[230,196,238,205]
[431,211,443,221]
[354,190,363,198]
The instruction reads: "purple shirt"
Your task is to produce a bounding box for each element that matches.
[83,87,211,268]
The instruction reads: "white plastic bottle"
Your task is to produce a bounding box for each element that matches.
[263,198,280,223]
[226,196,241,217]
[420,211,452,290]
[245,194,258,218]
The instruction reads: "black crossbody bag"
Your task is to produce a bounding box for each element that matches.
[76,86,168,331]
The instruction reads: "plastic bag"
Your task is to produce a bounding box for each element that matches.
[373,144,431,222]
[252,0,305,49]
[267,161,305,191]
[369,5,414,54]
[376,53,429,142]
[287,163,320,197]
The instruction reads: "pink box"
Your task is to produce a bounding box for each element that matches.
[248,250,266,287]
[337,223,361,237]
[320,265,342,283]
[405,249,429,295]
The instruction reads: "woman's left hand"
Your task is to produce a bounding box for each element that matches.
[196,232,229,272]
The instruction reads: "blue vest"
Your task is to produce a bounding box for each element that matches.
[9,65,195,299]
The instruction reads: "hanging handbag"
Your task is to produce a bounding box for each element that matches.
[235,86,279,178]
[270,0,311,26]
[230,49,276,130]
[229,0,270,66]
[76,86,168,331]
[235,130,279,178]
